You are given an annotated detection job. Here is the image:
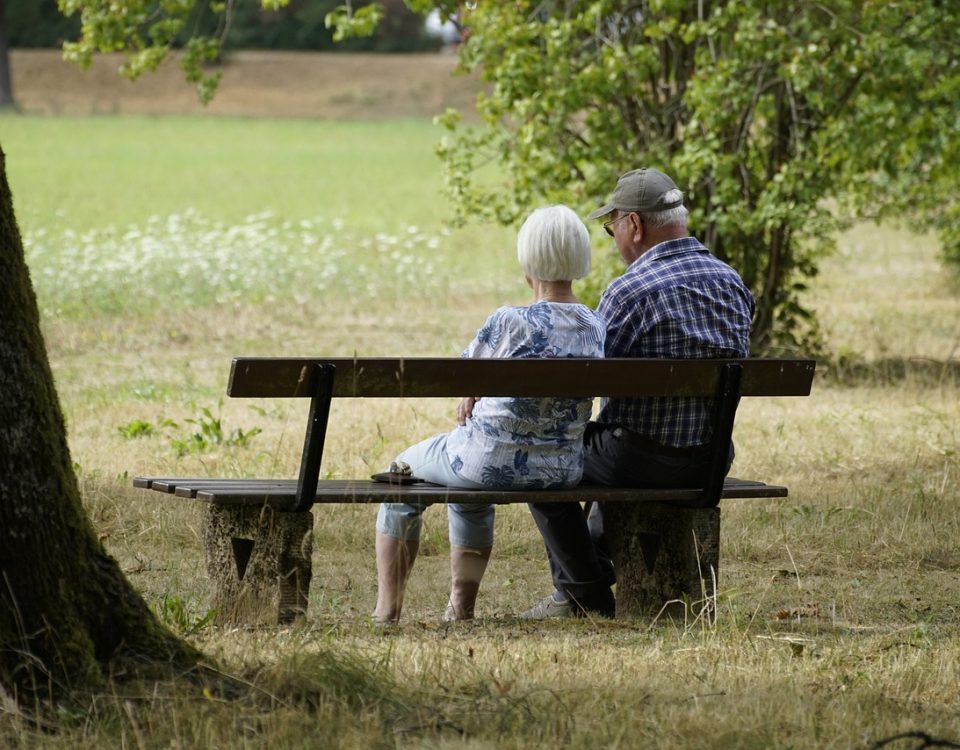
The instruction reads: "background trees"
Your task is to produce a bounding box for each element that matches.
[50,0,439,101]
[10,0,434,52]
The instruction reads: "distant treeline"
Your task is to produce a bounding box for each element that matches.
[8,0,442,52]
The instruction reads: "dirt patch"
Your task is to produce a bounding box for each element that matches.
[11,48,482,120]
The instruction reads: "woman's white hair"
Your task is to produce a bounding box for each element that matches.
[516,204,592,281]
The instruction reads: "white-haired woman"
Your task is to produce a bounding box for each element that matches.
[373,204,605,624]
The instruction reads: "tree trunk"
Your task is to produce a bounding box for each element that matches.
[0,146,199,700]
[0,0,14,110]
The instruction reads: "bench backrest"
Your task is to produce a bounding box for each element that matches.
[226,357,816,511]
[228,357,815,398]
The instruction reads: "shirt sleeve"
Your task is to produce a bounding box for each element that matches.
[598,284,638,358]
[462,307,517,359]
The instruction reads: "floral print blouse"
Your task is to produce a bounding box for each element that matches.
[444,300,605,489]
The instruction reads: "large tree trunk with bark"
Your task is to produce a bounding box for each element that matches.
[0,146,199,700]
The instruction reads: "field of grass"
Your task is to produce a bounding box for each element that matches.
[1,113,959,749]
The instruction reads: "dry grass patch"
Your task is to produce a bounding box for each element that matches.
[10,49,481,121]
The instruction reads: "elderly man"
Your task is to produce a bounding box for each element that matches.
[522,167,755,619]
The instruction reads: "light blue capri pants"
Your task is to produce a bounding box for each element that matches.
[376,432,495,548]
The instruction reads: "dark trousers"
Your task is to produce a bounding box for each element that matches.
[528,423,727,608]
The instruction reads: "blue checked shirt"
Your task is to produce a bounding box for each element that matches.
[597,236,754,447]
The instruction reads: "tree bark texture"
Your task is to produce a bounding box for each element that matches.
[0,147,197,698]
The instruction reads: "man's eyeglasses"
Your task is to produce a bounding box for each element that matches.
[603,212,633,237]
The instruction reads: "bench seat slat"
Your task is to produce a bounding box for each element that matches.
[133,476,787,511]
[143,479,293,494]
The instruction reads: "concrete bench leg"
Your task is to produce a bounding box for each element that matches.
[201,505,313,625]
[604,503,720,620]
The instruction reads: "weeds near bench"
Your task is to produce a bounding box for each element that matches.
[117,403,262,456]
[117,417,176,440]
[153,593,217,636]
[170,403,262,456]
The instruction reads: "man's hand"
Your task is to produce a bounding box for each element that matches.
[456,396,481,425]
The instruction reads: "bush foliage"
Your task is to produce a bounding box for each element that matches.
[429,1,960,354]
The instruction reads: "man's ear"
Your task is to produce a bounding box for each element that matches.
[629,213,643,244]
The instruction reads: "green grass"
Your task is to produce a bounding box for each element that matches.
[1,115,462,230]
[3,113,960,748]
[1,115,521,319]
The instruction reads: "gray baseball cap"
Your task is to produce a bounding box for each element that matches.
[587,168,684,220]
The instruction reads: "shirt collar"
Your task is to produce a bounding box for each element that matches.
[631,236,707,268]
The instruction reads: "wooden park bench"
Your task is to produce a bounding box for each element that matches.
[134,357,815,624]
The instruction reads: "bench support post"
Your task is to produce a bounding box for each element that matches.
[605,502,720,620]
[202,504,314,625]
[702,362,742,507]
[294,363,336,512]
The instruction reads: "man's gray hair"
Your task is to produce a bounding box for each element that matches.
[640,189,689,228]
[517,204,592,281]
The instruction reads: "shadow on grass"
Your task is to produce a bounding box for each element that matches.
[2,644,576,747]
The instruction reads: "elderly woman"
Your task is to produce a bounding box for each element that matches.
[373,204,605,624]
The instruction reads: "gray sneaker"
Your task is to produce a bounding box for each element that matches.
[519,592,575,620]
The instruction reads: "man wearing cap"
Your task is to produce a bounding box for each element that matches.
[522,167,755,619]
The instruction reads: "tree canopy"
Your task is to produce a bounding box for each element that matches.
[56,0,960,351]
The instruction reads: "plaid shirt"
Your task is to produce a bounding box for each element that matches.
[597,236,754,447]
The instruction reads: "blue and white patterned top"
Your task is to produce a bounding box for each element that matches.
[445,301,605,489]
[597,237,754,447]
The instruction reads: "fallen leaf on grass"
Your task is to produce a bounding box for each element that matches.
[775,603,820,620]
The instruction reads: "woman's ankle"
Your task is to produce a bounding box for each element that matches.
[447,544,492,620]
